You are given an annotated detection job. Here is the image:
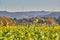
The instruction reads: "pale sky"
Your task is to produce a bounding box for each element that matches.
[0,0,60,12]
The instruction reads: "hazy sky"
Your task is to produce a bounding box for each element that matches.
[0,0,60,12]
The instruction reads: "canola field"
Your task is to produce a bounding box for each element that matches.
[0,23,60,40]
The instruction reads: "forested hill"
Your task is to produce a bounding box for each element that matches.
[0,11,60,19]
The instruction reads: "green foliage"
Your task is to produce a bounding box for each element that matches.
[0,23,60,40]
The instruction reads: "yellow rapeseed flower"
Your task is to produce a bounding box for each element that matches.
[29,37,34,40]
[4,37,8,40]
[28,32,31,37]
[35,18,38,22]
[0,30,2,33]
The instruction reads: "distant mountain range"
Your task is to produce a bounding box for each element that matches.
[0,11,60,19]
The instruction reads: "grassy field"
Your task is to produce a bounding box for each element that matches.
[0,23,60,40]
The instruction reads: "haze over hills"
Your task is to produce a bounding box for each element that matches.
[0,11,60,19]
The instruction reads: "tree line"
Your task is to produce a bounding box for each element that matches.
[13,16,60,25]
[0,16,60,26]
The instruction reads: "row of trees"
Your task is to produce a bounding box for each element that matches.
[13,16,60,25]
[0,16,60,26]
